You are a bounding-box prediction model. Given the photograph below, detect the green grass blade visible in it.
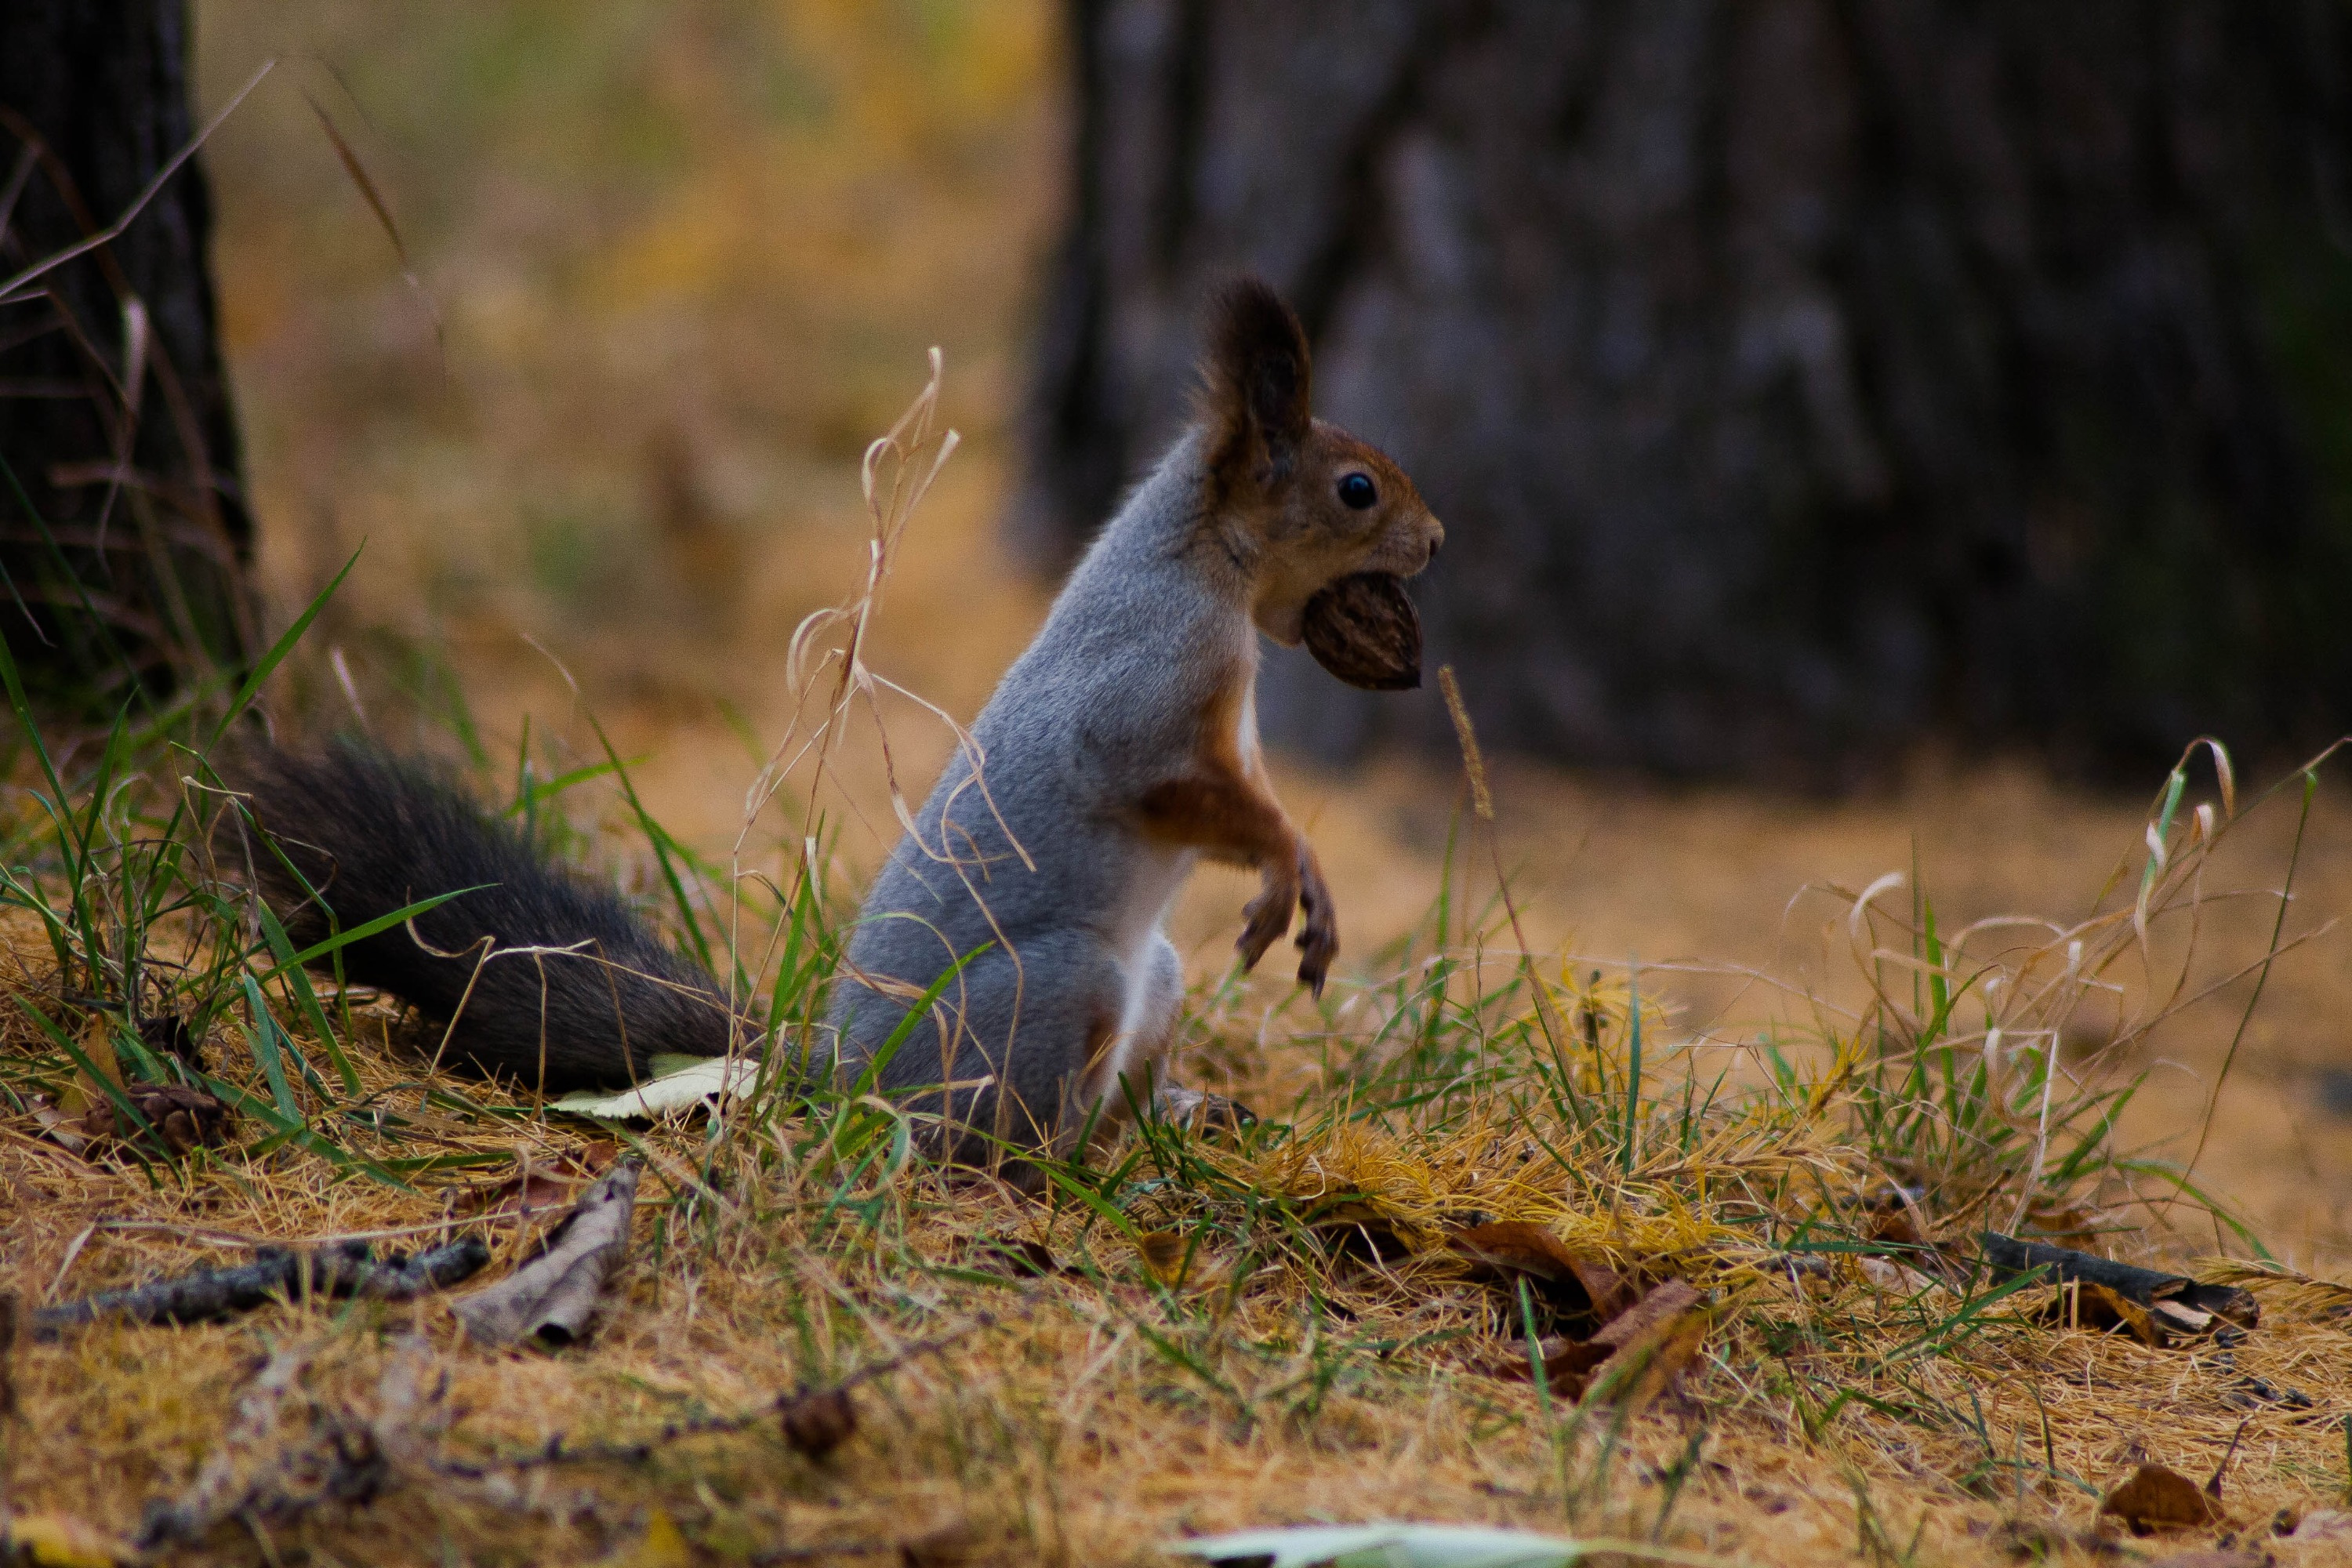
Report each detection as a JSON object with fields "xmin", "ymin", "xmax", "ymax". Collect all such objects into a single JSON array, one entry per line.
[
  {"xmin": 205, "ymin": 544, "xmax": 361, "ymax": 751},
  {"xmin": 240, "ymin": 973, "xmax": 305, "ymax": 1122}
]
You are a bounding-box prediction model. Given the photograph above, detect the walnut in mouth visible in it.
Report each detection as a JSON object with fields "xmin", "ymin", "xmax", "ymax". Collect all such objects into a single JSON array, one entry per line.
[{"xmin": 1301, "ymin": 572, "xmax": 1422, "ymax": 691}]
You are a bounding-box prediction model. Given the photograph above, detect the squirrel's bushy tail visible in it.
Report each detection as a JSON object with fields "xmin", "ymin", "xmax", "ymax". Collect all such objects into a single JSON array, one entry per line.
[{"xmin": 237, "ymin": 742, "xmax": 737, "ymax": 1093}]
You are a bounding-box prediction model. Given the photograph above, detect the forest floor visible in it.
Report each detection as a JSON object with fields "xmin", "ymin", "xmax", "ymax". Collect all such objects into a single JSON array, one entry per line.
[{"xmin": 6, "ymin": 3, "xmax": 2352, "ymax": 1565}]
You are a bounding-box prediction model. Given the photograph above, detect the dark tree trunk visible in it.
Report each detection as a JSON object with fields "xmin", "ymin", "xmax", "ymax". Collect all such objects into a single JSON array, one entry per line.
[
  {"xmin": 1018, "ymin": 1, "xmax": 2352, "ymax": 783},
  {"xmin": 0, "ymin": 0, "xmax": 254, "ymax": 709}
]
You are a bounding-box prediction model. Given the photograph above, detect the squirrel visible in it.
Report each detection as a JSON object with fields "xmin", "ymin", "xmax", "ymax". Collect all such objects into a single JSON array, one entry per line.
[
  {"xmin": 829, "ymin": 277, "xmax": 1443, "ymax": 1164},
  {"xmin": 235, "ymin": 278, "xmax": 1440, "ymax": 1150}
]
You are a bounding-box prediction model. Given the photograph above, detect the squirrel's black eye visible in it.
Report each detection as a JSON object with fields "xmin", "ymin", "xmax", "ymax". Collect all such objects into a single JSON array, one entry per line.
[{"xmin": 1338, "ymin": 472, "xmax": 1377, "ymax": 510}]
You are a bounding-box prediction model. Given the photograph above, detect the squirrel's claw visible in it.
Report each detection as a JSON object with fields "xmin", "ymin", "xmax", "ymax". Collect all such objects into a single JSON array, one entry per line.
[
  {"xmin": 1295, "ymin": 862, "xmax": 1338, "ymax": 997},
  {"xmin": 1296, "ymin": 931, "xmax": 1334, "ymax": 997},
  {"xmin": 1237, "ymin": 884, "xmax": 1293, "ymax": 971}
]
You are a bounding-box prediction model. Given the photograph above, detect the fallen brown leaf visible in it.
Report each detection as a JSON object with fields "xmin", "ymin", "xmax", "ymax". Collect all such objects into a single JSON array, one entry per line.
[
  {"xmin": 1588, "ymin": 1279, "xmax": 1701, "ymax": 1352},
  {"xmin": 448, "ymin": 1142, "xmax": 615, "ymax": 1222},
  {"xmin": 1448, "ymin": 1221, "xmax": 1631, "ymax": 1326},
  {"xmin": 1491, "ymin": 1279, "xmax": 1708, "ymax": 1407},
  {"xmin": 73, "ymin": 1010, "xmax": 123, "ymax": 1097},
  {"xmin": 1134, "ymin": 1229, "xmax": 1189, "ymax": 1283},
  {"xmin": 1578, "ymin": 1281, "xmax": 1708, "ymax": 1412},
  {"xmin": 2100, "ymin": 1464, "xmax": 2224, "ymax": 1533},
  {"xmin": 1486, "ymin": 1334, "xmax": 1610, "ymax": 1396}
]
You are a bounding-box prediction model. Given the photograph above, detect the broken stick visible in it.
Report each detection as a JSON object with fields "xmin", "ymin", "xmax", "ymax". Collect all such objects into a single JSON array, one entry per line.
[{"xmin": 31, "ymin": 1236, "xmax": 491, "ymax": 1341}]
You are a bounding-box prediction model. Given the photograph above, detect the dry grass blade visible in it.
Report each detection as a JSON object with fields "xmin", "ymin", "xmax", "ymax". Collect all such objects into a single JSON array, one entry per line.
[
  {"xmin": 301, "ymin": 92, "xmax": 445, "ymax": 368},
  {"xmin": 0, "ymin": 62, "xmax": 274, "ymax": 305},
  {"xmin": 1436, "ymin": 664, "xmax": 1492, "ymax": 823}
]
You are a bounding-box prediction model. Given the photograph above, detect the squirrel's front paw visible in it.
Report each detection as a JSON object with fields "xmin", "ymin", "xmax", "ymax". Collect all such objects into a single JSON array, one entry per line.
[{"xmin": 1237, "ymin": 878, "xmax": 1297, "ymax": 971}]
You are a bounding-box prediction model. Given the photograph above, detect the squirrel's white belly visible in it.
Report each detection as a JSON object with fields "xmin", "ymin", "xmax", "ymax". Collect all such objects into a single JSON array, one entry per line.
[{"xmin": 1108, "ymin": 843, "xmax": 1193, "ymax": 1047}]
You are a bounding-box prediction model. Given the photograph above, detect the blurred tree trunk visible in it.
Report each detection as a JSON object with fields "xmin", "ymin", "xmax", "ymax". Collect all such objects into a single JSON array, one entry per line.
[
  {"xmin": 1018, "ymin": 0, "xmax": 2352, "ymax": 784},
  {"xmin": 0, "ymin": 0, "xmax": 254, "ymax": 710}
]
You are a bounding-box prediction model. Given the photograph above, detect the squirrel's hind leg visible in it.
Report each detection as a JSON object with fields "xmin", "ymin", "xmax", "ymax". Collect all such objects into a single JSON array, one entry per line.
[
  {"xmin": 1075, "ymin": 933, "xmax": 1182, "ymax": 1100},
  {"xmin": 1066, "ymin": 932, "xmax": 1240, "ymax": 1152},
  {"xmin": 884, "ymin": 933, "xmax": 1130, "ymax": 1167}
]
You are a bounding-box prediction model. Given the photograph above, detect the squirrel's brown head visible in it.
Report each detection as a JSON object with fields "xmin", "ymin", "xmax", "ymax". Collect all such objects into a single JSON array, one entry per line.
[{"xmin": 1197, "ymin": 277, "xmax": 1444, "ymax": 647}]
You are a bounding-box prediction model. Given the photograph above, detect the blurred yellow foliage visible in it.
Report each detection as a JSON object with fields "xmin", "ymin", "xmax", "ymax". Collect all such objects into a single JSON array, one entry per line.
[{"xmin": 194, "ymin": 0, "xmax": 1054, "ymax": 662}]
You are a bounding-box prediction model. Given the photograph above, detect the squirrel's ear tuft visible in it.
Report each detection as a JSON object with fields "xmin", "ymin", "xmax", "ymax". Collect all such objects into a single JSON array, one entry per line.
[{"xmin": 1202, "ymin": 276, "xmax": 1311, "ymax": 477}]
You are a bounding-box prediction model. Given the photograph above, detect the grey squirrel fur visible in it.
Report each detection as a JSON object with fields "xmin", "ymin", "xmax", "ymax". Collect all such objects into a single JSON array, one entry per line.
[{"xmin": 238, "ymin": 279, "xmax": 1440, "ymax": 1147}]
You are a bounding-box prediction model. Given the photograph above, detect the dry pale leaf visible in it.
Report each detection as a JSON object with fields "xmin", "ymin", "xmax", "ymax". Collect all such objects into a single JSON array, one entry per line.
[
  {"xmin": 551, "ymin": 1058, "xmax": 757, "ymax": 1120},
  {"xmin": 452, "ymin": 1161, "xmax": 639, "ymax": 1347},
  {"xmin": 1163, "ymin": 1523, "xmax": 1693, "ymax": 1567},
  {"xmin": 449, "ymin": 1141, "xmax": 616, "ymax": 1221}
]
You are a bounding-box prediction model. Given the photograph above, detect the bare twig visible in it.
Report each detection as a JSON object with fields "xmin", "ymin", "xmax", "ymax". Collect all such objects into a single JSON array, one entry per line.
[
  {"xmin": 427, "ymin": 1315, "xmax": 993, "ymax": 1476},
  {"xmin": 31, "ymin": 1236, "xmax": 489, "ymax": 1341}
]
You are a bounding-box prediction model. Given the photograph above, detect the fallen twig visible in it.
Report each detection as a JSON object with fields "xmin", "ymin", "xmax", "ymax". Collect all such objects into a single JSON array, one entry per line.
[
  {"xmin": 31, "ymin": 1237, "xmax": 490, "ymax": 1341},
  {"xmin": 1980, "ymin": 1232, "xmax": 2258, "ymax": 1335},
  {"xmin": 428, "ymin": 1316, "xmax": 993, "ymax": 1477},
  {"xmin": 134, "ymin": 1343, "xmax": 387, "ymax": 1552}
]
